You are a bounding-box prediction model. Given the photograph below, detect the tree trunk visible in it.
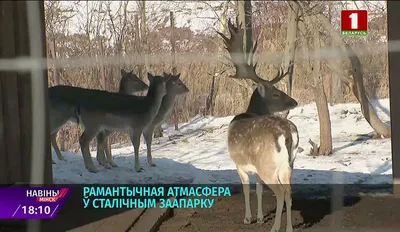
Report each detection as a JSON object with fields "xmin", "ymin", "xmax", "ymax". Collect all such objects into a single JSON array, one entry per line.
[
  {"xmin": 153, "ymin": 126, "xmax": 163, "ymax": 138},
  {"xmin": 140, "ymin": 0, "xmax": 149, "ymax": 74},
  {"xmin": 306, "ymin": 17, "xmax": 332, "ymax": 156},
  {"xmin": 100, "ymin": 39, "xmax": 107, "ymax": 90},
  {"xmin": 237, "ymin": 0, "xmax": 252, "ymax": 55},
  {"xmin": 327, "ymin": 3, "xmax": 343, "ymax": 105},
  {"xmin": 49, "ymin": 38, "xmax": 59, "ymax": 85},
  {"xmin": 326, "ymin": 3, "xmax": 333, "ymax": 105},
  {"xmin": 280, "ymin": 1, "xmax": 300, "ymax": 118},
  {"xmin": 315, "ymin": 14, "xmax": 391, "ymax": 138},
  {"xmin": 205, "ymin": 67, "xmax": 216, "ymax": 116},
  {"xmin": 205, "ymin": 2, "xmax": 229, "ymax": 116},
  {"xmin": 170, "ymin": 11, "xmax": 179, "ymax": 131},
  {"xmin": 236, "ymin": 0, "xmax": 254, "ymax": 94},
  {"xmin": 134, "ymin": 14, "xmax": 143, "ymax": 79},
  {"xmin": 331, "ymin": 53, "xmax": 343, "ymax": 104},
  {"xmin": 346, "ymin": 45, "xmax": 391, "ymax": 138}
]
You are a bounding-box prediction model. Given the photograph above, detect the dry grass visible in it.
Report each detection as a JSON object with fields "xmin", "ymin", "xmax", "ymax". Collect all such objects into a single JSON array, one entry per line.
[{"xmin": 50, "ymin": 49, "xmax": 389, "ymax": 154}]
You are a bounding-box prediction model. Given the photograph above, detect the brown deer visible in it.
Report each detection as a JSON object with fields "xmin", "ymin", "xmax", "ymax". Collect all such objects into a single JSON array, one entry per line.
[
  {"xmin": 48, "ymin": 73, "xmax": 168, "ymax": 173},
  {"xmin": 217, "ymin": 19, "xmax": 299, "ymax": 232},
  {"xmin": 96, "ymin": 72, "xmax": 189, "ymax": 168},
  {"xmin": 142, "ymin": 72, "xmax": 189, "ymax": 166},
  {"xmin": 50, "ymin": 69, "xmax": 148, "ymax": 164}
]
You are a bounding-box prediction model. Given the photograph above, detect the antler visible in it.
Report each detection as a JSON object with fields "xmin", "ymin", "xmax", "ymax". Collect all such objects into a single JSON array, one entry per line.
[
  {"xmin": 217, "ymin": 19, "xmax": 291, "ymax": 86},
  {"xmin": 269, "ymin": 66, "xmax": 290, "ymax": 84},
  {"xmin": 217, "ymin": 19, "xmax": 263, "ymax": 83}
]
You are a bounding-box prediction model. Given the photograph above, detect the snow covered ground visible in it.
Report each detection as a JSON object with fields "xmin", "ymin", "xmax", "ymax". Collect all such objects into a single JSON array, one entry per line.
[{"xmin": 53, "ymin": 99, "xmax": 392, "ymax": 186}]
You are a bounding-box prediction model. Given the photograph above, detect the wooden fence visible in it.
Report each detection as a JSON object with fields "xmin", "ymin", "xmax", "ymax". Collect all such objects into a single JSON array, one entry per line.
[{"xmin": 0, "ymin": 1, "xmax": 52, "ymax": 185}]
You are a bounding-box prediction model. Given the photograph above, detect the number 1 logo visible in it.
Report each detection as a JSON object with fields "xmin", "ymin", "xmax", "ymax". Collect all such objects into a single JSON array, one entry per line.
[{"xmin": 341, "ymin": 10, "xmax": 368, "ymax": 36}]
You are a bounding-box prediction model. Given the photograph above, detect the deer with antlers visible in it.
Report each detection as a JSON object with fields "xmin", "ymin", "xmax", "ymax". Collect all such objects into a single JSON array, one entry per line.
[{"xmin": 217, "ymin": 19, "xmax": 299, "ymax": 232}]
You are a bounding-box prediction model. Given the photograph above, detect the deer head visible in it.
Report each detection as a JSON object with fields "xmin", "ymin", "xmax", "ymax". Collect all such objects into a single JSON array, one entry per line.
[
  {"xmin": 120, "ymin": 69, "xmax": 149, "ymax": 94},
  {"xmin": 217, "ymin": 19, "xmax": 298, "ymax": 115},
  {"xmin": 162, "ymin": 72, "xmax": 190, "ymax": 95}
]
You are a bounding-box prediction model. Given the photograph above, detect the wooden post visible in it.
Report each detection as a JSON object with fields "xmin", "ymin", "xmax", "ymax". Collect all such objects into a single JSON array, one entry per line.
[
  {"xmin": 170, "ymin": 11, "xmax": 177, "ymax": 76},
  {"xmin": 170, "ymin": 11, "xmax": 179, "ymax": 131},
  {"xmin": 387, "ymin": 1, "xmax": 400, "ymax": 198},
  {"xmin": 0, "ymin": 1, "xmax": 52, "ymax": 185},
  {"xmin": 100, "ymin": 39, "xmax": 107, "ymax": 90},
  {"xmin": 134, "ymin": 14, "xmax": 142, "ymax": 80},
  {"xmin": 140, "ymin": 1, "xmax": 149, "ymax": 75},
  {"xmin": 49, "ymin": 38, "xmax": 60, "ymax": 85}
]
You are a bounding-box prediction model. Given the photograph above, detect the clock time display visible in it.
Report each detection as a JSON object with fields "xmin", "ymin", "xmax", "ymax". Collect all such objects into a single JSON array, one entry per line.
[{"xmin": 21, "ymin": 205, "xmax": 52, "ymax": 215}]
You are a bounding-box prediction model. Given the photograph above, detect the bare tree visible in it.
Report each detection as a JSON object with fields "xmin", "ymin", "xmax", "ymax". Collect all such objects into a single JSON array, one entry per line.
[
  {"xmin": 302, "ymin": 15, "xmax": 333, "ymax": 156},
  {"xmin": 105, "ymin": 0, "xmax": 129, "ymax": 54},
  {"xmin": 205, "ymin": 1, "xmax": 230, "ymax": 116},
  {"xmin": 279, "ymin": 1, "xmax": 300, "ymax": 118},
  {"xmin": 326, "ymin": 2, "xmax": 344, "ymax": 105},
  {"xmin": 300, "ymin": 2, "xmax": 391, "ymax": 138},
  {"xmin": 170, "ymin": 11, "xmax": 180, "ymax": 131},
  {"xmin": 139, "ymin": 0, "xmax": 149, "ymax": 75},
  {"xmin": 233, "ymin": 0, "xmax": 255, "ymax": 97},
  {"xmin": 154, "ymin": 10, "xmax": 178, "ymax": 138},
  {"xmin": 44, "ymin": 1, "xmax": 75, "ymax": 86},
  {"xmin": 44, "ymin": 1, "xmax": 75, "ymax": 153}
]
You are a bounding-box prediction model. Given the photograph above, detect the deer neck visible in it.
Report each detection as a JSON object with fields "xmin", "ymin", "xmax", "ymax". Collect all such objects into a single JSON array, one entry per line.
[
  {"xmin": 245, "ymin": 89, "xmax": 272, "ymax": 116},
  {"xmin": 143, "ymin": 85, "xmax": 165, "ymax": 121},
  {"xmin": 151, "ymin": 93, "xmax": 178, "ymax": 125}
]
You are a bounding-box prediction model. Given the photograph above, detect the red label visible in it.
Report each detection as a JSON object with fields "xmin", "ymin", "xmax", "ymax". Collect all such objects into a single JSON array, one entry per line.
[{"xmin": 341, "ymin": 10, "xmax": 368, "ymax": 31}]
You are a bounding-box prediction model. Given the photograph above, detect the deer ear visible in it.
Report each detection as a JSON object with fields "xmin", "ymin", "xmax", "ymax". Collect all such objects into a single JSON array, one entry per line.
[
  {"xmin": 176, "ymin": 73, "xmax": 181, "ymax": 78},
  {"xmin": 163, "ymin": 72, "xmax": 168, "ymax": 76},
  {"xmin": 121, "ymin": 69, "xmax": 126, "ymax": 75},
  {"xmin": 257, "ymin": 83, "xmax": 267, "ymax": 97},
  {"xmin": 147, "ymin": 73, "xmax": 154, "ymax": 81}
]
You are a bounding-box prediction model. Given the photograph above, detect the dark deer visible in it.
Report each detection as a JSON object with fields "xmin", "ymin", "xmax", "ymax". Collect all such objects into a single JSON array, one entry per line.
[
  {"xmin": 96, "ymin": 72, "xmax": 189, "ymax": 168},
  {"xmin": 50, "ymin": 69, "xmax": 148, "ymax": 164},
  {"xmin": 95, "ymin": 73, "xmax": 189, "ymax": 168},
  {"xmin": 48, "ymin": 73, "xmax": 167, "ymax": 173},
  {"xmin": 142, "ymin": 72, "xmax": 189, "ymax": 166},
  {"xmin": 218, "ymin": 19, "xmax": 299, "ymax": 232}
]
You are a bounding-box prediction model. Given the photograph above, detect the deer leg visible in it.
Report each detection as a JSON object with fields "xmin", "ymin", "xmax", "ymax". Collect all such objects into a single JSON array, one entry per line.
[
  {"xmin": 96, "ymin": 131, "xmax": 111, "ymax": 169},
  {"xmin": 104, "ymin": 135, "xmax": 117, "ymax": 167},
  {"xmin": 267, "ymin": 182, "xmax": 284, "ymax": 232},
  {"xmin": 51, "ymin": 133, "xmax": 59, "ymax": 164},
  {"xmin": 51, "ymin": 131, "xmax": 65, "ymax": 161},
  {"xmin": 237, "ymin": 166, "xmax": 252, "ymax": 224},
  {"xmin": 49, "ymin": 107, "xmax": 71, "ymax": 162},
  {"xmin": 105, "ymin": 137, "xmax": 118, "ymax": 167},
  {"xmin": 256, "ymin": 174, "xmax": 264, "ymax": 223},
  {"xmin": 129, "ymin": 130, "xmax": 144, "ymax": 172},
  {"xmin": 79, "ymin": 128, "xmax": 100, "ymax": 173},
  {"xmin": 284, "ymin": 186, "xmax": 293, "ymax": 232},
  {"xmin": 281, "ymin": 168, "xmax": 293, "ymax": 232},
  {"xmin": 143, "ymin": 126, "xmax": 156, "ymax": 167}
]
